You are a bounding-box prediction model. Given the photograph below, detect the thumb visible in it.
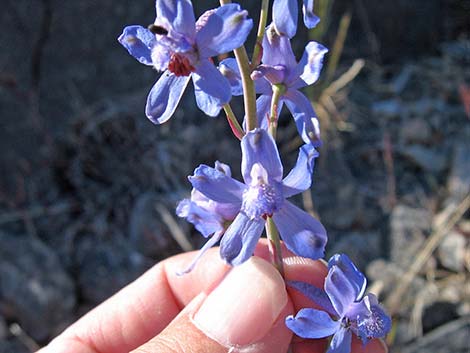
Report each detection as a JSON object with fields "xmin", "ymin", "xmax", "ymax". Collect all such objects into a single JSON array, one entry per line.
[{"xmin": 132, "ymin": 257, "xmax": 293, "ymax": 353}]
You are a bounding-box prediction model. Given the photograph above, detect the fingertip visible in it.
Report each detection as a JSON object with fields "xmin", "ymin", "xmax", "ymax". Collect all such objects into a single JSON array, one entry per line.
[
  {"xmin": 163, "ymin": 247, "xmax": 231, "ymax": 307},
  {"xmin": 291, "ymin": 339, "xmax": 328, "ymax": 353},
  {"xmin": 283, "ymin": 256, "xmax": 328, "ymax": 312}
]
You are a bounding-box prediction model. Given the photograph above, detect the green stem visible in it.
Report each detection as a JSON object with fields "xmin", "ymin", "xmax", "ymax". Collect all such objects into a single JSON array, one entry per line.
[
  {"xmin": 251, "ymin": 0, "xmax": 269, "ymax": 69},
  {"xmin": 220, "ymin": 0, "xmax": 257, "ymax": 132},
  {"xmin": 234, "ymin": 47, "xmax": 258, "ymax": 131},
  {"xmin": 266, "ymin": 217, "xmax": 285, "ymax": 277},
  {"xmin": 223, "ymin": 104, "xmax": 244, "ymax": 140},
  {"xmin": 268, "ymin": 84, "xmax": 286, "ymax": 138}
]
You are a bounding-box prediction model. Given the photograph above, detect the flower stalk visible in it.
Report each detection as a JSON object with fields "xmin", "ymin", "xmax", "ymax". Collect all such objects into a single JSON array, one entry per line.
[
  {"xmin": 266, "ymin": 216, "xmax": 285, "ymax": 277},
  {"xmin": 251, "ymin": 0, "xmax": 270, "ymax": 69},
  {"xmin": 219, "ymin": 2, "xmax": 258, "ymax": 132},
  {"xmin": 269, "ymin": 83, "xmax": 286, "ymax": 138},
  {"xmin": 223, "ymin": 104, "xmax": 244, "ymax": 140}
]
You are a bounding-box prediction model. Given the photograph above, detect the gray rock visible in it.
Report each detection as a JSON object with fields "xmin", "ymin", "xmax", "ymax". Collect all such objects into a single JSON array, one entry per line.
[
  {"xmin": 322, "ymin": 183, "xmax": 360, "ymax": 230},
  {"xmin": 437, "ymin": 231, "xmax": 467, "ymax": 272},
  {"xmin": 128, "ymin": 192, "xmax": 180, "ymax": 258},
  {"xmin": 367, "ymin": 260, "xmax": 426, "ymax": 315},
  {"xmin": 76, "ymin": 236, "xmax": 151, "ymax": 304},
  {"xmin": 397, "ymin": 316, "xmax": 470, "ymax": 353},
  {"xmin": 371, "ymin": 99, "xmax": 404, "ymax": 119},
  {"xmin": 390, "ymin": 204, "xmax": 432, "ymax": 265},
  {"xmin": 446, "ymin": 137, "xmax": 470, "ymax": 205},
  {"xmin": 401, "ymin": 118, "xmax": 432, "ymax": 144},
  {"xmin": 422, "ymin": 301, "xmax": 459, "ymax": 333},
  {"xmin": 329, "ymin": 232, "xmax": 382, "ymax": 270},
  {"xmin": 0, "ymin": 316, "xmax": 6, "ymax": 340},
  {"xmin": 407, "ymin": 97, "xmax": 446, "ymax": 116},
  {"xmin": 0, "ymin": 232, "xmax": 76, "ymax": 341},
  {"xmin": 0, "ymin": 338, "xmax": 30, "ymax": 353},
  {"xmin": 399, "ymin": 145, "xmax": 447, "ymax": 173}
]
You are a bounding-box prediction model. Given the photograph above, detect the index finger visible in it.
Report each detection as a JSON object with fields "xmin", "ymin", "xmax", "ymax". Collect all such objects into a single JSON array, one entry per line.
[{"xmin": 41, "ymin": 248, "xmax": 231, "ymax": 353}]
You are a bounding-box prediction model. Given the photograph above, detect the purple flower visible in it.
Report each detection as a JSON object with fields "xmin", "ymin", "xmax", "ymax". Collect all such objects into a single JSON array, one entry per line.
[
  {"xmin": 286, "ymin": 254, "xmax": 392, "ymax": 353},
  {"xmin": 188, "ymin": 128, "xmax": 327, "ymax": 266},
  {"xmin": 273, "ymin": 0, "xmax": 320, "ymax": 38},
  {"xmin": 118, "ymin": 0, "xmax": 253, "ymax": 123},
  {"xmin": 250, "ymin": 24, "xmax": 327, "ymax": 147},
  {"xmin": 176, "ymin": 162, "xmax": 239, "ymax": 274}
]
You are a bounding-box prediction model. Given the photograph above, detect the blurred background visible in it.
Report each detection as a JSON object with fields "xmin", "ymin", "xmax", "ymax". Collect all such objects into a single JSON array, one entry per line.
[{"xmin": 0, "ymin": 0, "xmax": 469, "ymax": 352}]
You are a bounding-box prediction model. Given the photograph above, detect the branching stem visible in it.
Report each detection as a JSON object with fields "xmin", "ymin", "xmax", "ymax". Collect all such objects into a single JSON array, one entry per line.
[
  {"xmin": 223, "ymin": 104, "xmax": 244, "ymax": 140},
  {"xmin": 220, "ymin": 0, "xmax": 257, "ymax": 132},
  {"xmin": 268, "ymin": 84, "xmax": 286, "ymax": 138},
  {"xmin": 251, "ymin": 0, "xmax": 269, "ymax": 69}
]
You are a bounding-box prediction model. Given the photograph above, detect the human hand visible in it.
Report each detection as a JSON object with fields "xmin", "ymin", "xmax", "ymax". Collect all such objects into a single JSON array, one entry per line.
[{"xmin": 38, "ymin": 242, "xmax": 387, "ymax": 353}]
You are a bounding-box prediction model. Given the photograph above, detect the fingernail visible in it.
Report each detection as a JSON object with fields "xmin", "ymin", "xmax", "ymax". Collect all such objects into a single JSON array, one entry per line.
[{"xmin": 193, "ymin": 257, "xmax": 288, "ymax": 347}]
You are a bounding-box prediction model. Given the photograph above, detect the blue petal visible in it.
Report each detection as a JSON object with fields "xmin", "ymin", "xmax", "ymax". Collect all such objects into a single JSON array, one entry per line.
[
  {"xmin": 291, "ymin": 41, "xmax": 328, "ymax": 89},
  {"xmin": 241, "ymin": 129, "xmax": 283, "ymax": 184},
  {"xmin": 189, "ymin": 164, "xmax": 245, "ymax": 204},
  {"xmin": 284, "ymin": 89, "xmax": 322, "ymax": 147},
  {"xmin": 193, "ymin": 60, "xmax": 232, "ymax": 116},
  {"xmin": 219, "ymin": 212, "xmax": 265, "ymax": 266},
  {"xmin": 254, "ymin": 76, "xmax": 272, "ymax": 95},
  {"xmin": 303, "ymin": 0, "xmax": 320, "ymax": 29},
  {"xmin": 327, "ymin": 328, "xmax": 352, "ymax": 353},
  {"xmin": 214, "ymin": 160, "xmax": 232, "ymax": 177},
  {"xmin": 354, "ymin": 294, "xmax": 392, "ymax": 342},
  {"xmin": 285, "ymin": 308, "xmax": 340, "ymax": 339},
  {"xmin": 190, "ymin": 187, "xmax": 240, "ymax": 222},
  {"xmin": 219, "ymin": 58, "xmax": 243, "ymax": 96},
  {"xmin": 256, "ymin": 94, "xmax": 272, "ymax": 130},
  {"xmin": 272, "ymin": 201, "xmax": 327, "ymax": 260},
  {"xmin": 325, "ymin": 265, "xmax": 357, "ymax": 318},
  {"xmin": 176, "ymin": 230, "xmax": 224, "ymax": 275},
  {"xmin": 156, "ymin": 0, "xmax": 195, "ymax": 40},
  {"xmin": 287, "ymin": 281, "xmax": 337, "ymax": 316},
  {"xmin": 146, "ymin": 71, "xmax": 191, "ymax": 124},
  {"xmin": 282, "ymin": 144, "xmax": 319, "ymax": 197},
  {"xmin": 252, "ymin": 64, "xmax": 287, "ymax": 85},
  {"xmin": 118, "ymin": 25, "xmax": 155, "ymax": 66},
  {"xmin": 176, "ymin": 199, "xmax": 223, "ymax": 237},
  {"xmin": 196, "ymin": 4, "xmax": 253, "ymax": 58},
  {"xmin": 328, "ymin": 254, "xmax": 367, "ymax": 300},
  {"xmin": 262, "ymin": 24, "xmax": 297, "ymax": 70},
  {"xmin": 273, "ymin": 0, "xmax": 298, "ymax": 38}
]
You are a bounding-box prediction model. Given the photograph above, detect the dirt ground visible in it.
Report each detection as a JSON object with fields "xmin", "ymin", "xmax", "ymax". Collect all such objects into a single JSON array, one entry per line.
[{"xmin": 0, "ymin": 1, "xmax": 469, "ymax": 352}]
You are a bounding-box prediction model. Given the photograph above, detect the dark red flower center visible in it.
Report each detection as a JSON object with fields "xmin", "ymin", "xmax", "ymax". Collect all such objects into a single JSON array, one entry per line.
[{"xmin": 168, "ymin": 53, "xmax": 195, "ymax": 77}]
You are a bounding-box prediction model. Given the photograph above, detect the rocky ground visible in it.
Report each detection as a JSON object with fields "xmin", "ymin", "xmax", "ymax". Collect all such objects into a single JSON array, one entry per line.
[{"xmin": 1, "ymin": 1, "xmax": 469, "ymax": 352}]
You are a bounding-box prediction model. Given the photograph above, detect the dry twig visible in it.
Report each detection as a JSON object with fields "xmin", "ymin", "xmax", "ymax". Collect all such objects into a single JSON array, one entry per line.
[
  {"xmin": 386, "ymin": 195, "xmax": 470, "ymax": 314},
  {"xmin": 155, "ymin": 203, "xmax": 193, "ymax": 252}
]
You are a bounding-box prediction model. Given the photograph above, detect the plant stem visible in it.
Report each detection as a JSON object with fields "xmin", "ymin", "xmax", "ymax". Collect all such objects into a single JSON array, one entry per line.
[
  {"xmin": 223, "ymin": 104, "xmax": 244, "ymax": 140},
  {"xmin": 268, "ymin": 84, "xmax": 286, "ymax": 138},
  {"xmin": 266, "ymin": 84, "xmax": 286, "ymax": 276},
  {"xmin": 220, "ymin": 0, "xmax": 257, "ymax": 132},
  {"xmin": 235, "ymin": 47, "xmax": 258, "ymax": 131},
  {"xmin": 266, "ymin": 217, "xmax": 285, "ymax": 277},
  {"xmin": 251, "ymin": 0, "xmax": 269, "ymax": 69}
]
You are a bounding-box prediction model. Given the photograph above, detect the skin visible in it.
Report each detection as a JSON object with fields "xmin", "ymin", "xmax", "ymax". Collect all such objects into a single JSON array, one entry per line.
[{"xmin": 37, "ymin": 240, "xmax": 387, "ymax": 353}]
